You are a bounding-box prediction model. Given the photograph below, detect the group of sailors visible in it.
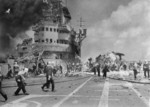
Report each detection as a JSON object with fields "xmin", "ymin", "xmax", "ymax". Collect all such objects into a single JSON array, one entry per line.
[
  {"xmin": 133, "ymin": 61, "xmax": 150, "ymax": 79},
  {"xmin": 66, "ymin": 63, "xmax": 82, "ymax": 73},
  {"xmin": 91, "ymin": 62, "xmax": 110, "ymax": 78},
  {"xmin": 6, "ymin": 62, "xmax": 29, "ymax": 79},
  {"xmin": 90, "ymin": 61, "xmax": 150, "ymax": 80},
  {"xmin": 0, "ymin": 61, "xmax": 56, "ymax": 101},
  {"xmin": 91, "ymin": 60, "xmax": 150, "ymax": 80}
]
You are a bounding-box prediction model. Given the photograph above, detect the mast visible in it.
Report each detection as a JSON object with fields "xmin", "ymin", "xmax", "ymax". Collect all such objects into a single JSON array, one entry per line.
[
  {"xmin": 77, "ymin": 17, "xmax": 87, "ymax": 57},
  {"xmin": 79, "ymin": 17, "xmax": 85, "ymax": 28},
  {"xmin": 58, "ymin": 0, "xmax": 63, "ymax": 25}
]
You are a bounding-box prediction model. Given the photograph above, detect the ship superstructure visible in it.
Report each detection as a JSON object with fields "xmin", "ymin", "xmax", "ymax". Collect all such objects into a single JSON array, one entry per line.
[{"xmin": 17, "ymin": 0, "xmax": 87, "ymax": 71}]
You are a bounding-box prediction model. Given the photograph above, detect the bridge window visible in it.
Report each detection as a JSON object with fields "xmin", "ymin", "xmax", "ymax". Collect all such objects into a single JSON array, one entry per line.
[
  {"xmin": 50, "ymin": 28, "xmax": 52, "ymax": 32},
  {"xmin": 46, "ymin": 27, "xmax": 49, "ymax": 31},
  {"xmin": 56, "ymin": 39, "xmax": 69, "ymax": 44},
  {"xmin": 50, "ymin": 39, "xmax": 53, "ymax": 43},
  {"xmin": 54, "ymin": 28, "xmax": 56, "ymax": 32},
  {"xmin": 57, "ymin": 40, "xmax": 59, "ymax": 43}
]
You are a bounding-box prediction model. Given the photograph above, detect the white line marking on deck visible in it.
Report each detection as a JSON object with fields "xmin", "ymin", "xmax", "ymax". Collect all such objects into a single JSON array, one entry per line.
[
  {"xmin": 72, "ymin": 95, "xmax": 100, "ymax": 98},
  {"xmin": 52, "ymin": 77, "xmax": 93, "ymax": 107},
  {"xmin": 28, "ymin": 101, "xmax": 42, "ymax": 107},
  {"xmin": 126, "ymin": 82, "xmax": 149, "ymax": 107},
  {"xmin": 1, "ymin": 94, "xmax": 65, "ymax": 107},
  {"xmin": 98, "ymin": 78, "xmax": 109, "ymax": 107},
  {"xmin": 1, "ymin": 93, "xmax": 103, "ymax": 107},
  {"xmin": 1, "ymin": 95, "xmax": 33, "ymax": 107}
]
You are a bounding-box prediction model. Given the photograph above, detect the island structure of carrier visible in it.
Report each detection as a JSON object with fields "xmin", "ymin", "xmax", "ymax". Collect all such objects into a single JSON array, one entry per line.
[{"xmin": 31, "ymin": 0, "xmax": 87, "ymax": 71}]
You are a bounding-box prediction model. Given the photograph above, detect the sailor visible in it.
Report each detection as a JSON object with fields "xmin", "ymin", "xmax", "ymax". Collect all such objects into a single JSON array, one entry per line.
[
  {"xmin": 91, "ymin": 63, "xmax": 97, "ymax": 75},
  {"xmin": 91, "ymin": 65, "xmax": 97, "ymax": 75},
  {"xmin": 133, "ymin": 63, "xmax": 138, "ymax": 80},
  {"xmin": 41, "ymin": 62, "xmax": 55, "ymax": 92},
  {"xmin": 143, "ymin": 61, "xmax": 150, "ymax": 78},
  {"xmin": 0, "ymin": 68, "xmax": 8, "ymax": 101},
  {"xmin": 14, "ymin": 66, "xmax": 29, "ymax": 96},
  {"xmin": 13, "ymin": 62, "xmax": 19, "ymax": 77},
  {"xmin": 7, "ymin": 64, "xmax": 13, "ymax": 79},
  {"xmin": 102, "ymin": 63, "xmax": 109, "ymax": 78},
  {"xmin": 96, "ymin": 64, "xmax": 101, "ymax": 77}
]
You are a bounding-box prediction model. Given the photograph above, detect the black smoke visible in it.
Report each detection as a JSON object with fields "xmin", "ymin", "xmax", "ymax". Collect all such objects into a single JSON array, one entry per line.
[
  {"xmin": 62, "ymin": 7, "xmax": 71, "ymax": 20},
  {"xmin": 0, "ymin": 0, "xmax": 46, "ymax": 54}
]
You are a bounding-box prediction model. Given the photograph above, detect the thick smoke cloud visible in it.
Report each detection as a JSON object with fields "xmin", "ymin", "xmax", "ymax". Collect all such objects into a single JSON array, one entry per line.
[{"xmin": 0, "ymin": 0, "xmax": 45, "ymax": 54}]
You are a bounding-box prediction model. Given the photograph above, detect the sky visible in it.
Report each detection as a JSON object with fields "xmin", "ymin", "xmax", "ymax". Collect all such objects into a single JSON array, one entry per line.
[
  {"xmin": 66, "ymin": 0, "xmax": 150, "ymax": 61},
  {"xmin": 26, "ymin": 0, "xmax": 150, "ymax": 62}
]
